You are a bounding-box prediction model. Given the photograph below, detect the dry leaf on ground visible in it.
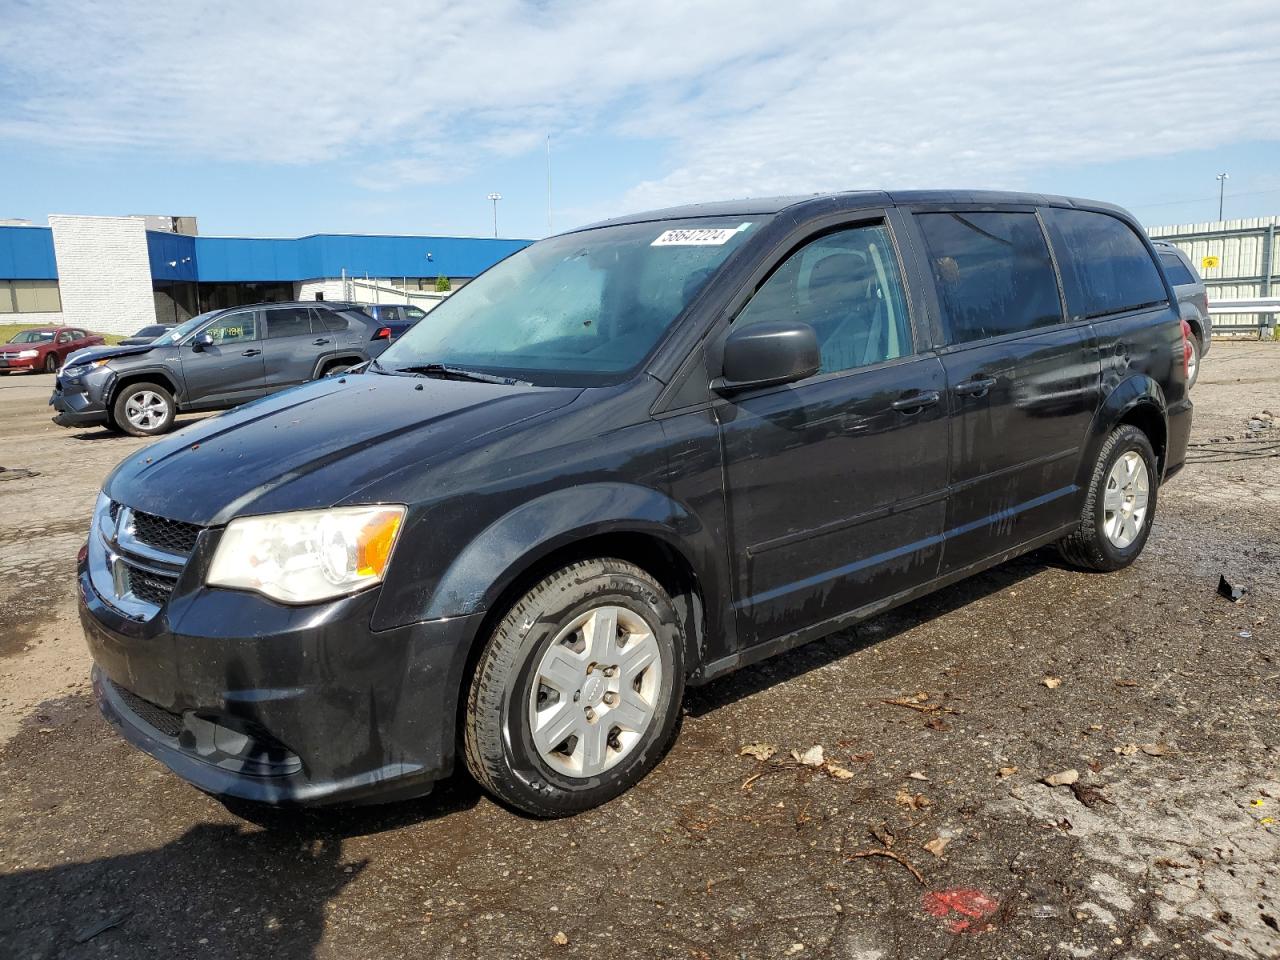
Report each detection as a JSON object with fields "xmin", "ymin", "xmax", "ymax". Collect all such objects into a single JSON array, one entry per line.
[
  {"xmin": 739, "ymin": 742, "xmax": 777, "ymax": 762},
  {"xmin": 1042, "ymin": 676, "xmax": 1062, "ymax": 689},
  {"xmin": 792, "ymin": 745, "xmax": 825, "ymax": 767},
  {"xmin": 923, "ymin": 836, "xmax": 951, "ymax": 857},
  {"xmin": 1042, "ymin": 769, "xmax": 1079, "ymax": 787},
  {"xmin": 825, "ymin": 762, "xmax": 856, "ymax": 780},
  {"xmin": 908, "ymin": 771, "xmax": 930, "ymax": 782},
  {"xmin": 998, "ymin": 766, "xmax": 1018, "ymax": 778}
]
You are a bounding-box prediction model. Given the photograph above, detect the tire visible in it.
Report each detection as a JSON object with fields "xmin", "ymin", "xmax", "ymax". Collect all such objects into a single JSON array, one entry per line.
[
  {"xmin": 1186, "ymin": 332, "xmax": 1202, "ymax": 388},
  {"xmin": 111, "ymin": 381, "xmax": 176, "ymax": 437},
  {"xmin": 464, "ymin": 558, "xmax": 686, "ymax": 817},
  {"xmin": 1058, "ymin": 425, "xmax": 1158, "ymax": 572},
  {"xmin": 44, "ymin": 354, "xmax": 59, "ymax": 374}
]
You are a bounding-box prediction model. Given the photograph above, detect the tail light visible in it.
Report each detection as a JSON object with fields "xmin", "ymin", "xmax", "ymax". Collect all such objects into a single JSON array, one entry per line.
[
  {"xmin": 372, "ymin": 326, "xmax": 392, "ymax": 341},
  {"xmin": 1180, "ymin": 319, "xmax": 1192, "ymax": 377}
]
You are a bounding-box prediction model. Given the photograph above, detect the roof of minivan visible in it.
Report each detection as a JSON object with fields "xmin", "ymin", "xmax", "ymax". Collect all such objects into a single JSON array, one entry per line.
[{"xmin": 573, "ymin": 189, "xmax": 1130, "ymax": 232}]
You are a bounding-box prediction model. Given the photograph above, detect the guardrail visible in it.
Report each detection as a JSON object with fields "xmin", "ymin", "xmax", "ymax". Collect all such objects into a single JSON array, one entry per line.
[{"xmin": 1208, "ymin": 297, "xmax": 1279, "ymax": 339}]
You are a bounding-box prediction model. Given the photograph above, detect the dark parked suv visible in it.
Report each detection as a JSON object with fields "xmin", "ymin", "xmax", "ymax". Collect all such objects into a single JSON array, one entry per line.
[
  {"xmin": 51, "ymin": 302, "xmax": 387, "ymax": 436},
  {"xmin": 78, "ymin": 191, "xmax": 1192, "ymax": 816}
]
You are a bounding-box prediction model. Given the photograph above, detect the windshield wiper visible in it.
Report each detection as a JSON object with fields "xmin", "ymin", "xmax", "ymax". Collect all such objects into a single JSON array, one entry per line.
[{"xmin": 392, "ymin": 363, "xmax": 531, "ymax": 386}]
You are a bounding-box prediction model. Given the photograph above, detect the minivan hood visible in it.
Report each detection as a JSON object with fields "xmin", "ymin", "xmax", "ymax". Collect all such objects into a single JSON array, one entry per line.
[
  {"xmin": 66, "ymin": 343, "xmax": 158, "ymax": 366},
  {"xmin": 104, "ymin": 373, "xmax": 582, "ymax": 526}
]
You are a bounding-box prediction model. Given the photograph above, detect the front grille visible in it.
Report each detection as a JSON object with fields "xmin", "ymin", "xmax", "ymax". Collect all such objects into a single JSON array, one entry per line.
[
  {"xmin": 131, "ymin": 510, "xmax": 201, "ymax": 556},
  {"xmin": 125, "ymin": 564, "xmax": 176, "ymax": 606},
  {"xmin": 112, "ymin": 681, "xmax": 184, "ymax": 738}
]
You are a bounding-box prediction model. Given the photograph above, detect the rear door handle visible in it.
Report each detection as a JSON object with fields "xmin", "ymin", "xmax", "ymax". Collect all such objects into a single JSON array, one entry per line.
[
  {"xmin": 241, "ymin": 349, "xmax": 261, "ymax": 357},
  {"xmin": 313, "ymin": 338, "xmax": 331, "ymax": 345},
  {"xmin": 890, "ymin": 389, "xmax": 941, "ymax": 413},
  {"xmin": 954, "ymin": 376, "xmax": 997, "ymax": 397}
]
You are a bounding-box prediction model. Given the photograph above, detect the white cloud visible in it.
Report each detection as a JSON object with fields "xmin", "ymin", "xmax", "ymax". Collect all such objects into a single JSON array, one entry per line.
[{"xmin": 2, "ymin": 0, "xmax": 1278, "ymax": 216}]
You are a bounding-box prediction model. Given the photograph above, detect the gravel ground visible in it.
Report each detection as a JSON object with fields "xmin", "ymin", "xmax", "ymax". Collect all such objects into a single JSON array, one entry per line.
[{"xmin": 1, "ymin": 344, "xmax": 1277, "ymax": 960}]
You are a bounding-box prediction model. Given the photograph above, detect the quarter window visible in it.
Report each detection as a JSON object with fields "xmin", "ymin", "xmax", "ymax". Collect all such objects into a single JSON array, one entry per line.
[
  {"xmin": 735, "ymin": 222, "xmax": 913, "ymax": 374},
  {"xmin": 314, "ymin": 309, "xmax": 350, "ymax": 333},
  {"xmin": 917, "ymin": 212, "xmax": 1062, "ymax": 346},
  {"xmin": 1158, "ymin": 252, "xmax": 1196, "ymax": 286},
  {"xmin": 202, "ymin": 311, "xmax": 258, "ymax": 344},
  {"xmin": 1045, "ymin": 209, "xmax": 1167, "ymax": 319}
]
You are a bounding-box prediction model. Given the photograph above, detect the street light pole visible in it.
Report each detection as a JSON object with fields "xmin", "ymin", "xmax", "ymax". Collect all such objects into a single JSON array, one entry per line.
[
  {"xmin": 487, "ymin": 192, "xmax": 502, "ymax": 238},
  {"xmin": 1216, "ymin": 172, "xmax": 1229, "ymax": 222}
]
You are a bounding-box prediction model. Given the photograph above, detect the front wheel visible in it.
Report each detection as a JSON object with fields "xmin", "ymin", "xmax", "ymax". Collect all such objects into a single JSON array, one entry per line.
[
  {"xmin": 44, "ymin": 354, "xmax": 59, "ymax": 374},
  {"xmin": 464, "ymin": 558, "xmax": 685, "ymax": 817},
  {"xmin": 112, "ymin": 382, "xmax": 176, "ymax": 437},
  {"xmin": 1058, "ymin": 425, "xmax": 1158, "ymax": 571}
]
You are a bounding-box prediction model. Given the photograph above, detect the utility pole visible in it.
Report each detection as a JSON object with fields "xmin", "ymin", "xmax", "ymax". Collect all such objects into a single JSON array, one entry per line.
[
  {"xmin": 546, "ymin": 135, "xmax": 553, "ymax": 234},
  {"xmin": 1216, "ymin": 172, "xmax": 1229, "ymax": 222},
  {"xmin": 487, "ymin": 192, "xmax": 502, "ymax": 238}
]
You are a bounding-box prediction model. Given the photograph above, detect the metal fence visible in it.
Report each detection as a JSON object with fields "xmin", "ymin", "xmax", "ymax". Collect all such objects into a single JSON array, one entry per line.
[{"xmin": 1148, "ymin": 216, "xmax": 1278, "ymax": 338}]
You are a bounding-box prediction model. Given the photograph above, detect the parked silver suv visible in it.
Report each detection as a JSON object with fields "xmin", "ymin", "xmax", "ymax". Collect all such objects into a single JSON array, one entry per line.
[{"xmin": 1153, "ymin": 240, "xmax": 1210, "ymax": 387}]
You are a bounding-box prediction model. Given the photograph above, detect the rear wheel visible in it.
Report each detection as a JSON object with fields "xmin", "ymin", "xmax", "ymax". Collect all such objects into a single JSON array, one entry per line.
[
  {"xmin": 464, "ymin": 558, "xmax": 685, "ymax": 817},
  {"xmin": 1058, "ymin": 425, "xmax": 1158, "ymax": 571},
  {"xmin": 319, "ymin": 360, "xmax": 354, "ymax": 378},
  {"xmin": 112, "ymin": 382, "xmax": 176, "ymax": 437}
]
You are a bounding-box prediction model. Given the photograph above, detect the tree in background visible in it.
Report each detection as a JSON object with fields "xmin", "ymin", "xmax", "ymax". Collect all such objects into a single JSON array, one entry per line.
[{"xmin": 435, "ymin": 275, "xmax": 451, "ymax": 293}]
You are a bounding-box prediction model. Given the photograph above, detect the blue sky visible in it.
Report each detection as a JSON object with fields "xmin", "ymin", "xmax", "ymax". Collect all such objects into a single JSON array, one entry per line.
[{"xmin": 2, "ymin": 1, "xmax": 1278, "ymax": 240}]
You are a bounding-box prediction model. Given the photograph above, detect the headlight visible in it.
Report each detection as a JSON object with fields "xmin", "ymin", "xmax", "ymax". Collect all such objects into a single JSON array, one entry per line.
[
  {"xmin": 17, "ymin": 349, "xmax": 39, "ymax": 359},
  {"xmin": 62, "ymin": 359, "xmax": 108, "ymax": 379},
  {"xmin": 207, "ymin": 505, "xmax": 405, "ymax": 603}
]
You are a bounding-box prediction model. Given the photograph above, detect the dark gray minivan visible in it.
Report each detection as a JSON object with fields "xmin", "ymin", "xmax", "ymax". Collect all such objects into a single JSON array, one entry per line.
[
  {"xmin": 78, "ymin": 191, "xmax": 1193, "ymax": 816},
  {"xmin": 51, "ymin": 302, "xmax": 388, "ymax": 435}
]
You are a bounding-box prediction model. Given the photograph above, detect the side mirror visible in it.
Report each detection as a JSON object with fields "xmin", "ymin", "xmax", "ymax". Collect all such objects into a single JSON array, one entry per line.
[
  {"xmin": 715, "ymin": 321, "xmax": 821, "ymax": 393},
  {"xmin": 191, "ymin": 332, "xmax": 215, "ymax": 352}
]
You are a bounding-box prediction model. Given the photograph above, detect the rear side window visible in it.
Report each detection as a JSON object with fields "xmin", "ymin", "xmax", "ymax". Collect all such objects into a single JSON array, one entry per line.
[
  {"xmin": 264, "ymin": 307, "xmax": 313, "ymax": 339},
  {"xmin": 405, "ymin": 307, "xmax": 426, "ymax": 320},
  {"xmin": 917, "ymin": 211, "xmax": 1062, "ymax": 345},
  {"xmin": 1158, "ymin": 252, "xmax": 1196, "ymax": 286},
  {"xmin": 1045, "ymin": 209, "xmax": 1167, "ymax": 319}
]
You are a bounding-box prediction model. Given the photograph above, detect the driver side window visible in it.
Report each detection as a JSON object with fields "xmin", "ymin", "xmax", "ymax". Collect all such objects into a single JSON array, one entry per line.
[
  {"xmin": 202, "ymin": 311, "xmax": 258, "ymax": 345},
  {"xmin": 735, "ymin": 223, "xmax": 913, "ymax": 375}
]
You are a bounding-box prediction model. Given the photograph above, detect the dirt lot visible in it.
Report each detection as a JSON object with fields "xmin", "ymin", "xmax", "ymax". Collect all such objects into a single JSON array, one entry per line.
[{"xmin": 1, "ymin": 345, "xmax": 1278, "ymax": 960}]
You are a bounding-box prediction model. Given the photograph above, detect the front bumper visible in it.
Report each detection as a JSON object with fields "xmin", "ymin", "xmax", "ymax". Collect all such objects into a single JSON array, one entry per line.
[
  {"xmin": 79, "ymin": 548, "xmax": 484, "ymax": 806},
  {"xmin": 50, "ymin": 375, "xmax": 111, "ymax": 427},
  {"xmin": 0, "ymin": 355, "xmax": 38, "ymax": 372}
]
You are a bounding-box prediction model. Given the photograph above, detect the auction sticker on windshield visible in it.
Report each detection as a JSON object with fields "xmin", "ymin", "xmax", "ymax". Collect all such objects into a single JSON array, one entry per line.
[{"xmin": 652, "ymin": 224, "xmax": 751, "ymax": 246}]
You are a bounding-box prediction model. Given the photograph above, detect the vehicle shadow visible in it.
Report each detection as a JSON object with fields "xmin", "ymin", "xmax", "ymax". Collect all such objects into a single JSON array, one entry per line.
[
  {"xmin": 0, "ymin": 821, "xmax": 363, "ymax": 959},
  {"xmin": 68, "ymin": 428, "xmax": 121, "ymax": 441},
  {"xmin": 685, "ymin": 550, "xmax": 1054, "ymax": 717},
  {"xmin": 219, "ymin": 773, "xmax": 484, "ymax": 838}
]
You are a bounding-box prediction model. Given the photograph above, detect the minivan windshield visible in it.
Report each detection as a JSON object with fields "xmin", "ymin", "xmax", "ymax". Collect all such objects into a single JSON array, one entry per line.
[{"xmin": 377, "ymin": 217, "xmax": 766, "ymax": 385}]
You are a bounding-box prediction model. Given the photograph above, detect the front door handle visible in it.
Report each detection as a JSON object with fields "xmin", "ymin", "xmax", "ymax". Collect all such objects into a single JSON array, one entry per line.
[
  {"xmin": 313, "ymin": 338, "xmax": 331, "ymax": 345},
  {"xmin": 241, "ymin": 348, "xmax": 262, "ymax": 357},
  {"xmin": 954, "ymin": 376, "xmax": 997, "ymax": 398},
  {"xmin": 890, "ymin": 389, "xmax": 941, "ymax": 413}
]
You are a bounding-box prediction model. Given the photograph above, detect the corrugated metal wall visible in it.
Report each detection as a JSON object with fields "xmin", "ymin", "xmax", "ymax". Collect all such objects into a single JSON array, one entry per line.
[{"xmin": 1148, "ymin": 216, "xmax": 1278, "ymax": 330}]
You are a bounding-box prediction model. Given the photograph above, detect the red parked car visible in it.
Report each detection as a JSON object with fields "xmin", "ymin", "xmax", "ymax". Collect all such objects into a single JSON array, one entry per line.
[{"xmin": 0, "ymin": 327, "xmax": 104, "ymax": 375}]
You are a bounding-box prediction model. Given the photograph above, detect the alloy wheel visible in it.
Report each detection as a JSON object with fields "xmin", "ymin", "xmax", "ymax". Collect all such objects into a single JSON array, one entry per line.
[
  {"xmin": 1103, "ymin": 451, "xmax": 1149, "ymax": 548},
  {"xmin": 124, "ymin": 391, "xmax": 169, "ymax": 431}
]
